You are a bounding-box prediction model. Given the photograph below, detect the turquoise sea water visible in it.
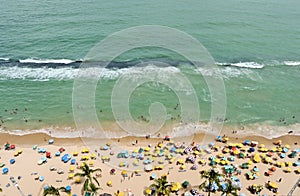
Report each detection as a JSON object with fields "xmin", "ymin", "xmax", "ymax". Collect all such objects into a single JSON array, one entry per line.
[{"xmin": 0, "ymin": 0, "xmax": 299, "ymax": 137}]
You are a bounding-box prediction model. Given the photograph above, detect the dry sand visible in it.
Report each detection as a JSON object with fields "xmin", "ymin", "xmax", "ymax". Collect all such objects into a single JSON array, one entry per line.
[{"xmin": 0, "ymin": 132, "xmax": 299, "ymax": 196}]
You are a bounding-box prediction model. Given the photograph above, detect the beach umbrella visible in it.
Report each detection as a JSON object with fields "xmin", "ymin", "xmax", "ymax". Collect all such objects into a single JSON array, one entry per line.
[
  {"xmin": 171, "ymin": 182, "xmax": 182, "ymax": 192},
  {"xmin": 269, "ymin": 182, "xmax": 278, "ymax": 189},
  {"xmin": 55, "ymin": 151, "xmax": 61, "ymax": 156},
  {"xmin": 68, "ymin": 174, "xmax": 74, "ymax": 179},
  {"xmin": 244, "ymin": 140, "xmax": 250, "ymax": 145},
  {"xmin": 70, "ymin": 159, "xmax": 76, "ymax": 165},
  {"xmin": 48, "ymin": 139, "xmax": 54, "ymax": 144},
  {"xmin": 180, "ymin": 165, "xmax": 186, "ymax": 170},
  {"xmin": 249, "ymin": 147, "xmax": 255, "ymax": 153},
  {"xmin": 145, "ymin": 164, "xmax": 152, "ymax": 172},
  {"xmin": 145, "ymin": 188, "xmax": 152, "ymax": 195},
  {"xmin": 39, "ymin": 176, "xmax": 44, "ymax": 181},
  {"xmin": 222, "ymin": 148, "xmax": 230, "ymax": 153},
  {"xmin": 107, "ymin": 180, "xmax": 112, "ymax": 186},
  {"xmin": 65, "ymin": 185, "xmax": 71, "ymax": 192},
  {"xmin": 270, "ymin": 166, "xmax": 276, "ymax": 172},
  {"xmin": 259, "ymin": 144, "xmax": 265, "ymax": 148},
  {"xmin": 283, "ymin": 147, "xmax": 288, "ymax": 153},
  {"xmin": 33, "ymin": 145, "xmax": 37, "ymax": 150},
  {"xmin": 241, "ymin": 163, "xmax": 248, "ymax": 169},
  {"xmin": 182, "ymin": 181, "xmax": 189, "ymax": 188},
  {"xmin": 150, "ymin": 173, "xmax": 156, "ymax": 180},
  {"xmin": 2, "ymin": 167, "xmax": 8, "ymax": 174},
  {"xmin": 191, "ymin": 164, "xmax": 198, "ymax": 170},
  {"xmin": 10, "ymin": 159, "xmax": 15, "ymax": 164},
  {"xmin": 217, "ymin": 135, "xmax": 222, "ymax": 142},
  {"xmin": 121, "ymin": 170, "xmax": 127, "ymax": 176},
  {"xmin": 253, "ymin": 166, "xmax": 259, "ymax": 172},
  {"xmin": 74, "ymin": 177, "xmax": 81, "ymax": 183},
  {"xmin": 73, "ymin": 151, "xmax": 78, "ymax": 156},
  {"xmin": 280, "ymin": 153, "xmax": 286, "ymax": 158},
  {"xmin": 285, "ymin": 144, "xmax": 290, "ymax": 149},
  {"xmin": 285, "ymin": 168, "xmax": 292, "ymax": 173},
  {"xmin": 293, "ymin": 161, "xmax": 299, "ymax": 166}
]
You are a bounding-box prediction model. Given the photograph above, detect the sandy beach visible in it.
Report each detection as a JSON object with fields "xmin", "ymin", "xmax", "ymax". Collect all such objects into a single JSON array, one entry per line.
[{"xmin": 0, "ymin": 130, "xmax": 299, "ymax": 196}]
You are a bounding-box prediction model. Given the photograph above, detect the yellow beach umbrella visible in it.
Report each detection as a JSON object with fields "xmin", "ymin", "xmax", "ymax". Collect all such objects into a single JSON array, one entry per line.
[
  {"xmin": 107, "ymin": 180, "xmax": 112, "ymax": 186},
  {"xmin": 117, "ymin": 192, "xmax": 124, "ymax": 196},
  {"xmin": 144, "ymin": 147, "xmax": 150, "ymax": 152},
  {"xmin": 75, "ymin": 177, "xmax": 81, "ymax": 183},
  {"xmin": 73, "ymin": 151, "xmax": 78, "ymax": 156},
  {"xmin": 18, "ymin": 149, "xmax": 23, "ymax": 154},
  {"xmin": 14, "ymin": 152, "xmax": 19, "ymax": 157},
  {"xmin": 271, "ymin": 147, "xmax": 277, "ymax": 152},
  {"xmin": 135, "ymin": 169, "xmax": 140, "ymax": 174},
  {"xmin": 69, "ymin": 166, "xmax": 75, "ymax": 172},
  {"xmin": 180, "ymin": 165, "xmax": 186, "ymax": 170},
  {"xmin": 90, "ymin": 153, "xmax": 96, "ymax": 159},
  {"xmin": 89, "ymin": 161, "xmax": 94, "ymax": 166},
  {"xmin": 269, "ymin": 182, "xmax": 278, "ymax": 189},
  {"xmin": 177, "ymin": 159, "xmax": 184, "ymax": 165},
  {"xmin": 285, "ymin": 144, "xmax": 291, "ymax": 149},
  {"xmin": 68, "ymin": 174, "xmax": 74, "ymax": 179},
  {"xmin": 171, "ymin": 182, "xmax": 182, "ymax": 191},
  {"xmin": 158, "ymin": 143, "xmax": 163, "ymax": 148},
  {"xmin": 222, "ymin": 148, "xmax": 230, "ymax": 153},
  {"xmin": 286, "ymin": 162, "xmax": 292, "ymax": 167},
  {"xmin": 285, "ymin": 168, "xmax": 292, "ymax": 173},
  {"xmin": 145, "ymin": 188, "xmax": 152, "ymax": 195},
  {"xmin": 237, "ymin": 143, "xmax": 244, "ymax": 148},
  {"xmin": 259, "ymin": 144, "xmax": 265, "ymax": 148},
  {"xmin": 121, "ymin": 170, "xmax": 127, "ymax": 175}
]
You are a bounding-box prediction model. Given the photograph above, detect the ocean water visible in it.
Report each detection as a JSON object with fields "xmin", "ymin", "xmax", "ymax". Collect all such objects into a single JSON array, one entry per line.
[{"xmin": 0, "ymin": 0, "xmax": 299, "ymax": 138}]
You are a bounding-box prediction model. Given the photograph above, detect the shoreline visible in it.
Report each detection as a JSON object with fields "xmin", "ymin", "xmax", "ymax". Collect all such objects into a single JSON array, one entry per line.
[{"xmin": 1, "ymin": 121, "xmax": 299, "ymax": 140}]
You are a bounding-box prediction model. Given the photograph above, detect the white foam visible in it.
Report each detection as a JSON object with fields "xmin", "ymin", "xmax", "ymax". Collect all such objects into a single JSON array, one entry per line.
[
  {"xmin": 19, "ymin": 58, "xmax": 75, "ymax": 64},
  {"xmin": 0, "ymin": 66, "xmax": 78, "ymax": 80},
  {"xmin": 0, "ymin": 57, "xmax": 9, "ymax": 61},
  {"xmin": 229, "ymin": 62, "xmax": 264, "ymax": 69},
  {"xmin": 283, "ymin": 61, "xmax": 300, "ymax": 66},
  {"xmin": 0, "ymin": 65, "xmax": 181, "ymax": 81}
]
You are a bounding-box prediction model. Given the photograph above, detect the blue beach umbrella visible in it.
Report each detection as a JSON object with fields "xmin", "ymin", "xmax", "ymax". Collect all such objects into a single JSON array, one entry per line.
[
  {"xmin": 39, "ymin": 176, "xmax": 44, "ymax": 181},
  {"xmin": 249, "ymin": 147, "xmax": 255, "ymax": 153},
  {"xmin": 70, "ymin": 159, "xmax": 76, "ymax": 165},
  {"xmin": 280, "ymin": 153, "xmax": 286, "ymax": 158},
  {"xmin": 150, "ymin": 173, "xmax": 157, "ymax": 179},
  {"xmin": 41, "ymin": 157, "xmax": 47, "ymax": 163},
  {"xmin": 244, "ymin": 140, "xmax": 250, "ymax": 145},
  {"xmin": 65, "ymin": 185, "xmax": 71, "ymax": 192},
  {"xmin": 48, "ymin": 139, "xmax": 54, "ymax": 144},
  {"xmin": 55, "ymin": 151, "xmax": 61, "ymax": 156},
  {"xmin": 44, "ymin": 185, "xmax": 49, "ymax": 190},
  {"xmin": 283, "ymin": 148, "xmax": 288, "ymax": 153},
  {"xmin": 2, "ymin": 167, "xmax": 8, "ymax": 174},
  {"xmin": 293, "ymin": 161, "xmax": 299, "ymax": 166},
  {"xmin": 10, "ymin": 159, "xmax": 15, "ymax": 164}
]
